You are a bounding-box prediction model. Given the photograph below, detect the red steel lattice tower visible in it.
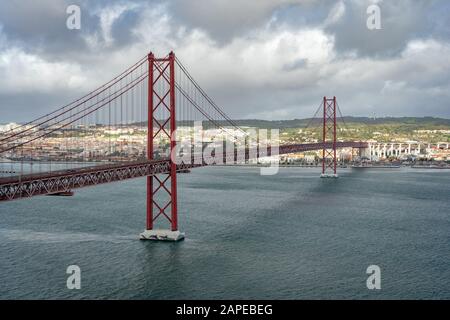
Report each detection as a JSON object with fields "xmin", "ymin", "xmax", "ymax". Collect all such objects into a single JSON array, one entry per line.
[
  {"xmin": 321, "ymin": 96, "xmax": 338, "ymax": 178},
  {"xmin": 142, "ymin": 52, "xmax": 183, "ymax": 240}
]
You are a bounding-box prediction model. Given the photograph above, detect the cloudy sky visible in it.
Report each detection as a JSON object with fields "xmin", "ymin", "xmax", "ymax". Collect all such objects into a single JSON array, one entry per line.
[{"xmin": 0, "ymin": 0, "xmax": 449, "ymax": 122}]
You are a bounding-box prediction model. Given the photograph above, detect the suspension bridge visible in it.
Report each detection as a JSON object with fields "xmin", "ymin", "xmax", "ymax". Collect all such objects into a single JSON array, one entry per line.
[{"xmin": 0, "ymin": 51, "xmax": 367, "ymax": 240}]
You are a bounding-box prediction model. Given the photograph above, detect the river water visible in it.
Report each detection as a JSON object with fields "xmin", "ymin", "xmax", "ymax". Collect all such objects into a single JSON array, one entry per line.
[{"xmin": 0, "ymin": 166, "xmax": 449, "ymax": 299}]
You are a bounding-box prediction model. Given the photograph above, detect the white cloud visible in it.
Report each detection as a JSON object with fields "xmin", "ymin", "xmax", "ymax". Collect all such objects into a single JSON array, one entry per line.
[
  {"xmin": 323, "ymin": 1, "xmax": 346, "ymax": 27},
  {"xmin": 84, "ymin": 2, "xmax": 140, "ymax": 49},
  {"xmin": 171, "ymin": 0, "xmax": 313, "ymax": 41},
  {"xmin": 174, "ymin": 25, "xmax": 335, "ymax": 90},
  {"xmin": 0, "ymin": 1, "xmax": 449, "ymax": 120},
  {"xmin": 0, "ymin": 48, "xmax": 87, "ymax": 94}
]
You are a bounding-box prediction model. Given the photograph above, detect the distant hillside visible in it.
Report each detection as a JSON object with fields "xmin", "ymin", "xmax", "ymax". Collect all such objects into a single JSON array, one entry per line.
[
  {"xmin": 220, "ymin": 117, "xmax": 450, "ymax": 129},
  {"xmin": 116, "ymin": 117, "xmax": 450, "ymax": 129}
]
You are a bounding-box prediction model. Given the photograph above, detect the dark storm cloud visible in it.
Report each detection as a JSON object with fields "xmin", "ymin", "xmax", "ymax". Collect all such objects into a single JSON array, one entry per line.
[
  {"xmin": 324, "ymin": 0, "xmax": 441, "ymax": 58},
  {"xmin": 109, "ymin": 5, "xmax": 142, "ymax": 47},
  {"xmin": 0, "ymin": 0, "xmax": 449, "ymax": 122},
  {"xmin": 0, "ymin": 91, "xmax": 78, "ymax": 121},
  {"xmin": 0, "ymin": 0, "xmax": 89, "ymax": 56},
  {"xmin": 264, "ymin": 0, "xmax": 447, "ymax": 59},
  {"xmin": 0, "ymin": 0, "xmax": 439, "ymax": 57},
  {"xmin": 169, "ymin": 0, "xmax": 307, "ymax": 44},
  {"xmin": 0, "ymin": 0, "xmax": 149, "ymax": 60},
  {"xmin": 168, "ymin": 0, "xmax": 445, "ymax": 58},
  {"xmin": 0, "ymin": 0, "xmax": 446, "ymax": 58}
]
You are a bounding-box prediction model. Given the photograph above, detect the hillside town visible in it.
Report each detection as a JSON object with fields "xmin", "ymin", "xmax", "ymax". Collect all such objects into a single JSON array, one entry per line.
[{"xmin": 0, "ymin": 121, "xmax": 449, "ymax": 166}]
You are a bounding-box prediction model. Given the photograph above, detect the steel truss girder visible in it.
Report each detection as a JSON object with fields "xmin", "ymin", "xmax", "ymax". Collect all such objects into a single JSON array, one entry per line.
[
  {"xmin": 0, "ymin": 160, "xmax": 192, "ymax": 202},
  {"xmin": 0, "ymin": 142, "xmax": 368, "ymax": 202}
]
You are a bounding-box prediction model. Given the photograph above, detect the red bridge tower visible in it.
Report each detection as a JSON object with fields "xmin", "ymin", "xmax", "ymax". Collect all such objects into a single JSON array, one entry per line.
[
  {"xmin": 321, "ymin": 96, "xmax": 338, "ymax": 178},
  {"xmin": 140, "ymin": 52, "xmax": 184, "ymax": 241}
]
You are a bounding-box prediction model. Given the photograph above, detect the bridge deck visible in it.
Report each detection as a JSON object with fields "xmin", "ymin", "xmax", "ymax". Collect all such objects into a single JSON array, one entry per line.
[{"xmin": 0, "ymin": 142, "xmax": 367, "ymax": 201}]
